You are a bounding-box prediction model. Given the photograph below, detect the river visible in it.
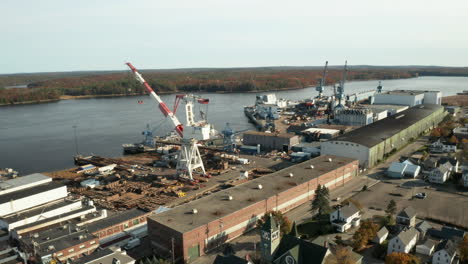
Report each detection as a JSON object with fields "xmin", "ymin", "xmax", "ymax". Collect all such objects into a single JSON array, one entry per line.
[{"xmin": 0, "ymin": 76, "xmax": 466, "ymax": 175}]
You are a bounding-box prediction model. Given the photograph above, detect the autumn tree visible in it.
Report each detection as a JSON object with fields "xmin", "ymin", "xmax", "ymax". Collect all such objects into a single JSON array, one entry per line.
[
  {"xmin": 385, "ymin": 252, "xmax": 420, "ymax": 264},
  {"xmin": 460, "ymin": 236, "xmax": 468, "ymax": 264},
  {"xmin": 448, "ymin": 135, "xmax": 459, "ymax": 144},
  {"xmin": 352, "ymin": 220, "xmax": 379, "ymax": 250},
  {"xmin": 256, "ymin": 210, "xmax": 292, "ymax": 237},
  {"xmin": 430, "ymin": 128, "xmax": 442, "ymax": 138},
  {"xmin": 325, "ymin": 245, "xmax": 354, "ymax": 264},
  {"xmin": 311, "ymin": 184, "xmax": 331, "ymax": 216}
]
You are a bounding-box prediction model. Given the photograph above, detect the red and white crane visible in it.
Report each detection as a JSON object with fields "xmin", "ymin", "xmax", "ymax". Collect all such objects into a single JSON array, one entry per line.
[{"xmin": 126, "ymin": 62, "xmax": 207, "ymax": 181}]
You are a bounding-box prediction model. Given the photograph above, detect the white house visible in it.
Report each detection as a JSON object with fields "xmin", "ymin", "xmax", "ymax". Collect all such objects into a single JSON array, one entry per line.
[
  {"xmin": 373, "ymin": 226, "xmax": 389, "ymax": 244},
  {"xmin": 416, "ymin": 239, "xmax": 436, "ymax": 256},
  {"xmin": 429, "ymin": 140, "xmax": 457, "ymax": 153},
  {"xmin": 396, "ymin": 207, "xmax": 417, "ymax": 227},
  {"xmin": 432, "ymin": 239, "xmax": 457, "ymax": 264},
  {"xmin": 428, "ymin": 166, "xmax": 450, "ymax": 184},
  {"xmin": 329, "ymin": 203, "xmax": 361, "ymax": 233},
  {"xmin": 387, "ymin": 228, "xmax": 419, "ymax": 255}
]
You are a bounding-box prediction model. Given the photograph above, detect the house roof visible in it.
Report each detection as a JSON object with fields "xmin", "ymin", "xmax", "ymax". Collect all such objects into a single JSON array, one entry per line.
[
  {"xmin": 86, "ymin": 208, "xmax": 148, "ymax": 233},
  {"xmin": 439, "ymin": 157, "xmax": 458, "ymax": 167},
  {"xmin": 396, "ymin": 228, "xmax": 419, "ymax": 246},
  {"xmin": 416, "ymin": 221, "xmax": 432, "ymax": 234},
  {"xmin": 434, "ymin": 165, "xmax": 449, "ymax": 174},
  {"xmin": 388, "ymin": 162, "xmax": 407, "ymax": 174},
  {"xmin": 398, "ymin": 207, "xmax": 417, "ymax": 219},
  {"xmin": 417, "ymin": 239, "xmax": 435, "ymax": 249},
  {"xmin": 273, "ymin": 234, "xmax": 329, "ymax": 264},
  {"xmin": 376, "ymin": 227, "xmax": 389, "ymax": 239},
  {"xmin": 324, "ymin": 104, "xmax": 443, "ymax": 148},
  {"xmin": 435, "ymin": 239, "xmax": 457, "ymax": 257},
  {"xmin": 339, "ymin": 203, "xmax": 360, "ymax": 218}
]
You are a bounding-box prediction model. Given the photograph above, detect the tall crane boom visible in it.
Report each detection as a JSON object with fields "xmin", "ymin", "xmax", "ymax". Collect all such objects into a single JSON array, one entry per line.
[
  {"xmin": 125, "ymin": 62, "xmax": 184, "ymax": 137},
  {"xmin": 321, "ymin": 61, "xmax": 328, "ymax": 88}
]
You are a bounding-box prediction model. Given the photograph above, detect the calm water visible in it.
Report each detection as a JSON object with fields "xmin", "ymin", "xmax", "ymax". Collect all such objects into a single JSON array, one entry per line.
[{"xmin": 0, "ymin": 76, "xmax": 467, "ymax": 175}]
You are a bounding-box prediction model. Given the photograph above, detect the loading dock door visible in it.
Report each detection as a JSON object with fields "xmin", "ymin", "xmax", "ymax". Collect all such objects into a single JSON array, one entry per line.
[{"xmin": 188, "ymin": 244, "xmax": 200, "ymax": 261}]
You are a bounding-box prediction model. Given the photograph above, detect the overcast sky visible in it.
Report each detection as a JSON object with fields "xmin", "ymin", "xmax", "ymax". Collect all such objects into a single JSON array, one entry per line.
[{"xmin": 1, "ymin": 0, "xmax": 467, "ymax": 74}]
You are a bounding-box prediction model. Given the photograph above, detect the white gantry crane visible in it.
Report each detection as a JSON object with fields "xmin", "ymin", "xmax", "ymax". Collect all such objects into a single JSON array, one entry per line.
[{"xmin": 126, "ymin": 62, "xmax": 207, "ymax": 181}]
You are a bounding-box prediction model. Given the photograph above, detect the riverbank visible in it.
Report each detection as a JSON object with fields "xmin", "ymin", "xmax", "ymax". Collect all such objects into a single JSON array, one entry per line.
[{"xmin": 442, "ymin": 94, "xmax": 468, "ymax": 106}]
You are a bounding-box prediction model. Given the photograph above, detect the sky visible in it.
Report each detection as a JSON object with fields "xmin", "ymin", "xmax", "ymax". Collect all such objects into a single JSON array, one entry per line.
[{"xmin": 1, "ymin": 0, "xmax": 468, "ymax": 74}]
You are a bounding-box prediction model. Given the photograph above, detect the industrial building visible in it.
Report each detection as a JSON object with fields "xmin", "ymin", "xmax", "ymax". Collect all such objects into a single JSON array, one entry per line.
[
  {"xmin": 335, "ymin": 108, "xmax": 373, "ymax": 126},
  {"xmin": 147, "ymin": 155, "xmax": 359, "ymax": 263},
  {"xmin": 0, "ymin": 174, "xmax": 68, "ymax": 217},
  {"xmin": 242, "ymin": 131, "xmax": 300, "ymax": 151},
  {"xmin": 374, "ymin": 90, "xmax": 442, "ymax": 106},
  {"xmin": 321, "ymin": 104, "xmax": 446, "ymax": 167}
]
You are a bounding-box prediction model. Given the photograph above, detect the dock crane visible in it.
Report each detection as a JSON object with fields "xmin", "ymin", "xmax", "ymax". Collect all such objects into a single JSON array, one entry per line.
[
  {"xmin": 315, "ymin": 61, "xmax": 328, "ymax": 98},
  {"xmin": 126, "ymin": 63, "xmax": 207, "ymax": 181},
  {"xmin": 336, "ymin": 61, "xmax": 348, "ymax": 109}
]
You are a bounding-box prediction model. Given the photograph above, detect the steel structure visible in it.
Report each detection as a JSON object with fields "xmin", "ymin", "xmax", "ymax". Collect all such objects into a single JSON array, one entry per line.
[
  {"xmin": 126, "ymin": 63, "xmax": 206, "ymax": 181},
  {"xmin": 336, "ymin": 61, "xmax": 348, "ymax": 108},
  {"xmin": 315, "ymin": 61, "xmax": 328, "ymax": 98}
]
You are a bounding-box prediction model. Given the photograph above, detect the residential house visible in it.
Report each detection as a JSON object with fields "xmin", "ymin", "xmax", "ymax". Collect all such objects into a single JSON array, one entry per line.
[
  {"xmin": 423, "ymin": 157, "xmax": 439, "ymax": 172},
  {"xmin": 453, "ymin": 126, "xmax": 468, "ymax": 140},
  {"xmin": 429, "ymin": 140, "xmax": 456, "ymax": 153},
  {"xmin": 428, "ymin": 166, "xmax": 450, "ymax": 184},
  {"xmin": 439, "ymin": 157, "xmax": 459, "ymax": 173},
  {"xmin": 373, "ymin": 226, "xmax": 389, "ymax": 244},
  {"xmin": 329, "ymin": 203, "xmax": 361, "ymax": 232},
  {"xmin": 416, "ymin": 221, "xmax": 433, "ymax": 239},
  {"xmin": 387, "ymin": 227, "xmax": 419, "ymax": 255},
  {"xmin": 402, "ymin": 160, "xmax": 421, "ymax": 178},
  {"xmin": 396, "ymin": 207, "xmax": 417, "ymax": 227},
  {"xmin": 416, "ymin": 239, "xmax": 436, "ymax": 256},
  {"xmin": 432, "ymin": 239, "xmax": 457, "ymax": 264}
]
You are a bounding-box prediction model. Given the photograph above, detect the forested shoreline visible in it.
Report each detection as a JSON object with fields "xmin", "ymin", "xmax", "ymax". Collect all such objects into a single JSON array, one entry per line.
[{"xmin": 1, "ymin": 66, "xmax": 467, "ymax": 106}]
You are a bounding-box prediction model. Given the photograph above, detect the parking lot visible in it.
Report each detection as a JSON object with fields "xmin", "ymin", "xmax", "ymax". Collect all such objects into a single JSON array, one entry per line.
[{"xmin": 354, "ymin": 178, "xmax": 468, "ymax": 228}]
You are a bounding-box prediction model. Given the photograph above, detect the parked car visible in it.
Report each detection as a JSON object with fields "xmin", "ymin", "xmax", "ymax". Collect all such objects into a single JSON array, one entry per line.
[{"xmin": 415, "ymin": 192, "xmax": 427, "ymax": 199}]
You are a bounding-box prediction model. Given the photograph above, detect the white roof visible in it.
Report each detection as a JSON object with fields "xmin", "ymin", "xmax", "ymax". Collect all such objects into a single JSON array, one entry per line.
[
  {"xmin": 0, "ymin": 173, "xmax": 51, "ymax": 195},
  {"xmin": 302, "ymin": 128, "xmax": 340, "ymax": 134},
  {"xmin": 388, "ymin": 162, "xmax": 407, "ymax": 173}
]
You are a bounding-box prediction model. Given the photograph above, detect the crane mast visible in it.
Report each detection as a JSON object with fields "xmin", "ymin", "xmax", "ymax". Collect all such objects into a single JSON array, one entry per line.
[
  {"xmin": 315, "ymin": 61, "xmax": 328, "ymax": 98},
  {"xmin": 336, "ymin": 60, "xmax": 348, "ymax": 107},
  {"xmin": 126, "ymin": 62, "xmax": 184, "ymax": 138},
  {"xmin": 126, "ymin": 62, "xmax": 206, "ymax": 181}
]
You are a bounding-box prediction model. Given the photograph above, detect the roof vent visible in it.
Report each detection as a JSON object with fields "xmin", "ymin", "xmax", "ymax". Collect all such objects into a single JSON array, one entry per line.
[
  {"xmin": 289, "ymin": 173, "xmax": 294, "ymax": 178},
  {"xmin": 328, "ymin": 158, "xmax": 333, "ymax": 162},
  {"xmin": 227, "ymin": 195, "xmax": 233, "ymax": 201},
  {"xmin": 48, "ymin": 245, "xmax": 55, "ymax": 251},
  {"xmin": 33, "ymin": 233, "xmax": 39, "ymax": 238},
  {"xmin": 192, "ymin": 208, "xmax": 198, "ymax": 214},
  {"xmin": 310, "ymin": 165, "xmax": 314, "ymax": 169},
  {"xmin": 257, "ymin": 184, "xmax": 263, "ymax": 190}
]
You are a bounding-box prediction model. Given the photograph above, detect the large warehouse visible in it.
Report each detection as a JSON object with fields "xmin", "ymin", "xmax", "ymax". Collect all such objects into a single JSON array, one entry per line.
[
  {"xmin": 321, "ymin": 104, "xmax": 446, "ymax": 168},
  {"xmin": 147, "ymin": 155, "xmax": 359, "ymax": 263}
]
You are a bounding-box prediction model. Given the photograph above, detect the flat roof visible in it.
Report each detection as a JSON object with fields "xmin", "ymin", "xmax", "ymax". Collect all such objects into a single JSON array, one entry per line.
[
  {"xmin": 0, "ymin": 173, "xmax": 51, "ymax": 195},
  {"xmin": 73, "ymin": 248, "xmax": 135, "ymax": 264},
  {"xmin": 302, "ymin": 128, "xmax": 340, "ymax": 134},
  {"xmin": 363, "ymin": 104, "xmax": 409, "ymax": 112},
  {"xmin": 149, "ymin": 155, "xmax": 356, "ymax": 233},
  {"xmin": 14, "ymin": 205, "xmax": 96, "ymax": 231},
  {"xmin": 0, "ymin": 181, "xmax": 64, "ymax": 205},
  {"xmin": 328, "ymin": 104, "xmax": 444, "ymax": 148},
  {"xmin": 2, "ymin": 198, "xmax": 80, "ymax": 223},
  {"xmin": 379, "ymin": 90, "xmax": 426, "ymax": 96},
  {"xmin": 86, "ymin": 208, "xmax": 148, "ymax": 233},
  {"xmin": 243, "ymin": 130, "xmax": 297, "ymax": 139}
]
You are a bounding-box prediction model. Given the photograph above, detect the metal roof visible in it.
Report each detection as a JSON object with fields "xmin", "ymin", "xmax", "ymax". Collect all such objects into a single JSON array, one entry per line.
[
  {"xmin": 0, "ymin": 173, "xmax": 51, "ymax": 195},
  {"xmin": 73, "ymin": 248, "xmax": 136, "ymax": 264},
  {"xmin": 86, "ymin": 208, "xmax": 148, "ymax": 233},
  {"xmin": 327, "ymin": 104, "xmax": 444, "ymax": 148},
  {"xmin": 149, "ymin": 155, "xmax": 357, "ymax": 233},
  {"xmin": 0, "ymin": 182, "xmax": 64, "ymax": 205},
  {"xmin": 243, "ymin": 130, "xmax": 297, "ymax": 139}
]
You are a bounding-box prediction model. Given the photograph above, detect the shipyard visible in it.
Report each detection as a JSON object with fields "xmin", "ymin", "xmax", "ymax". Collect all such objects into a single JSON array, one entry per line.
[
  {"xmin": 2, "ymin": 2, "xmax": 468, "ymax": 264},
  {"xmin": 1, "ymin": 60, "xmax": 467, "ymax": 264}
]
